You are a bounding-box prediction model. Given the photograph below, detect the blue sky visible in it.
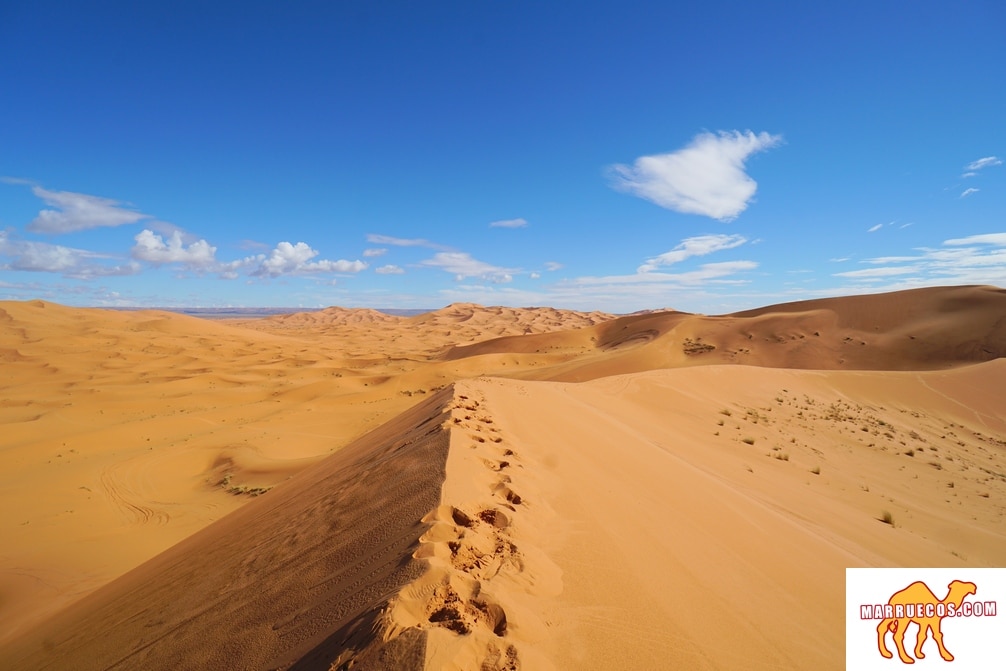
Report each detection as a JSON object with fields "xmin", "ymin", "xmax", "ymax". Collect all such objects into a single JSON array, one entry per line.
[{"xmin": 1, "ymin": 1, "xmax": 1004, "ymax": 313}]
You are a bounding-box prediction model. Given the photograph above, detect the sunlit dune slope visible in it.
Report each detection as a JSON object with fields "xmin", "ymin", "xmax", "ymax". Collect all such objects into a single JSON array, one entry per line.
[{"xmin": 5, "ymin": 361, "xmax": 1004, "ymax": 670}]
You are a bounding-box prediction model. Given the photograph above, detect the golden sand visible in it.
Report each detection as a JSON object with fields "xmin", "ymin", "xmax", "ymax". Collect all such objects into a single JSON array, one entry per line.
[{"xmin": 2, "ymin": 285, "xmax": 1004, "ymax": 669}]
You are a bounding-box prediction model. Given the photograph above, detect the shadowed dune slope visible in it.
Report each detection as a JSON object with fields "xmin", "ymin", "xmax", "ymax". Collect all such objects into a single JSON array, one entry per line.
[{"xmin": 2, "ymin": 389, "xmax": 456, "ymax": 671}]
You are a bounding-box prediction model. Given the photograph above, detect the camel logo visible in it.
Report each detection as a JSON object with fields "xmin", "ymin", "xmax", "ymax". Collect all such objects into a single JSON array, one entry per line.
[
  {"xmin": 847, "ymin": 569, "xmax": 1002, "ymax": 670},
  {"xmin": 868, "ymin": 580, "xmax": 981, "ymax": 664}
]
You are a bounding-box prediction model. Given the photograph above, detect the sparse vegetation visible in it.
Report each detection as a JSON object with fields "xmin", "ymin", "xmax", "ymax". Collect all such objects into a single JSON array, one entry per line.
[
  {"xmin": 881, "ymin": 510, "xmax": 894, "ymax": 525},
  {"xmin": 742, "ymin": 437, "xmax": 755, "ymax": 445},
  {"xmin": 226, "ymin": 484, "xmax": 272, "ymax": 497},
  {"xmin": 810, "ymin": 466, "xmax": 820, "ymax": 475},
  {"xmin": 219, "ymin": 473, "xmax": 272, "ymax": 497},
  {"xmin": 682, "ymin": 337, "xmax": 716, "ymax": 355}
]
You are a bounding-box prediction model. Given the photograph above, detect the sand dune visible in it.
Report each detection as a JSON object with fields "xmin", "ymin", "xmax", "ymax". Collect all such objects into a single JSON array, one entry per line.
[
  {"xmin": 234, "ymin": 303, "xmax": 613, "ymax": 360},
  {"xmin": 1, "ymin": 286, "xmax": 1004, "ymax": 669},
  {"xmin": 5, "ymin": 363, "xmax": 1004, "ymax": 669},
  {"xmin": 444, "ymin": 285, "xmax": 1006, "ymax": 379}
]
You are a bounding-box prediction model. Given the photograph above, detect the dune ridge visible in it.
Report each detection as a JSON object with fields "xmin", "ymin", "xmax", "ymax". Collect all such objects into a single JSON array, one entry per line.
[
  {"xmin": 2, "ymin": 388, "xmax": 457, "ymax": 670},
  {"xmin": 4, "ymin": 362, "xmax": 1005, "ymax": 669},
  {"xmin": 1, "ymin": 285, "xmax": 1005, "ymax": 668}
]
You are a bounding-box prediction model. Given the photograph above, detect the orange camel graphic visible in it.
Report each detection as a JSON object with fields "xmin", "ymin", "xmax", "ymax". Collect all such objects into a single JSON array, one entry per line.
[{"xmin": 877, "ymin": 580, "xmax": 977, "ymax": 664}]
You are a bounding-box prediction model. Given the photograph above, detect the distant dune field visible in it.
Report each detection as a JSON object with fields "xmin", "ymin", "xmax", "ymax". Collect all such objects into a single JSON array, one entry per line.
[{"xmin": 1, "ymin": 285, "xmax": 1004, "ymax": 669}]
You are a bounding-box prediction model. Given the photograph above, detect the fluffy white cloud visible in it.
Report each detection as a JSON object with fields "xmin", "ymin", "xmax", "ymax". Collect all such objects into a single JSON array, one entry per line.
[
  {"xmin": 251, "ymin": 242, "xmax": 367, "ymax": 278},
  {"xmin": 132, "ymin": 230, "xmax": 217, "ymax": 269},
  {"xmin": 0, "ymin": 231, "xmax": 139, "ymax": 278},
  {"xmin": 419, "ymin": 252, "xmax": 514, "ymax": 283},
  {"xmin": 609, "ymin": 130, "xmax": 783, "ymax": 221},
  {"xmin": 376, "ymin": 264, "xmax": 405, "ymax": 274},
  {"xmin": 638, "ymin": 234, "xmax": 747, "ymax": 273},
  {"xmin": 961, "ymin": 188, "xmax": 980, "ymax": 198},
  {"xmin": 363, "ymin": 248, "xmax": 387, "ymax": 257},
  {"xmin": 966, "ymin": 156, "xmax": 1002, "ymax": 171},
  {"xmin": 26, "ymin": 187, "xmax": 151, "ymax": 234},
  {"xmin": 489, "ymin": 218, "xmax": 528, "ymax": 229}
]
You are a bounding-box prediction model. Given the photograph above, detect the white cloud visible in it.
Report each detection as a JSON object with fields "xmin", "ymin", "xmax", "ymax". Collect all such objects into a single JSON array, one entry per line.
[
  {"xmin": 609, "ymin": 130, "xmax": 783, "ymax": 221},
  {"xmin": 638, "ymin": 234, "xmax": 747, "ymax": 273},
  {"xmin": 530, "ymin": 272, "xmax": 541, "ymax": 279},
  {"xmin": 0, "ymin": 230, "xmax": 139, "ymax": 278},
  {"xmin": 945, "ymin": 233, "xmax": 1006, "ymax": 246},
  {"xmin": 366, "ymin": 233, "xmax": 443, "ymax": 249},
  {"xmin": 573, "ymin": 260, "xmax": 758, "ymax": 287},
  {"xmin": 251, "ymin": 242, "xmax": 367, "ymax": 278},
  {"xmin": 131, "ymin": 230, "xmax": 217, "ymax": 269},
  {"xmin": 544, "ymin": 261, "xmax": 563, "ymax": 271},
  {"xmin": 419, "ymin": 252, "xmax": 514, "ymax": 283},
  {"xmin": 363, "ymin": 248, "xmax": 387, "ymax": 257},
  {"xmin": 375, "ymin": 264, "xmax": 405, "ymax": 274},
  {"xmin": 26, "ymin": 186, "xmax": 151, "ymax": 234},
  {"xmin": 833, "ymin": 266, "xmax": 921, "ymax": 278},
  {"xmin": 966, "ymin": 156, "xmax": 1002, "ymax": 171},
  {"xmin": 865, "ymin": 255, "xmax": 919, "ymax": 264},
  {"xmin": 961, "ymin": 187, "xmax": 980, "ymax": 198},
  {"xmin": 489, "ymin": 218, "xmax": 528, "ymax": 229},
  {"xmin": 867, "ymin": 223, "xmax": 883, "ymax": 233},
  {"xmin": 833, "ymin": 231, "xmax": 1006, "ymax": 287},
  {"xmin": 962, "ymin": 172, "xmax": 978, "ymax": 179}
]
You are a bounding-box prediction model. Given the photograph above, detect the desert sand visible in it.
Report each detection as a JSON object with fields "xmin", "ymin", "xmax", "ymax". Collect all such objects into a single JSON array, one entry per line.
[{"xmin": 1, "ymin": 285, "xmax": 1005, "ymax": 669}]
